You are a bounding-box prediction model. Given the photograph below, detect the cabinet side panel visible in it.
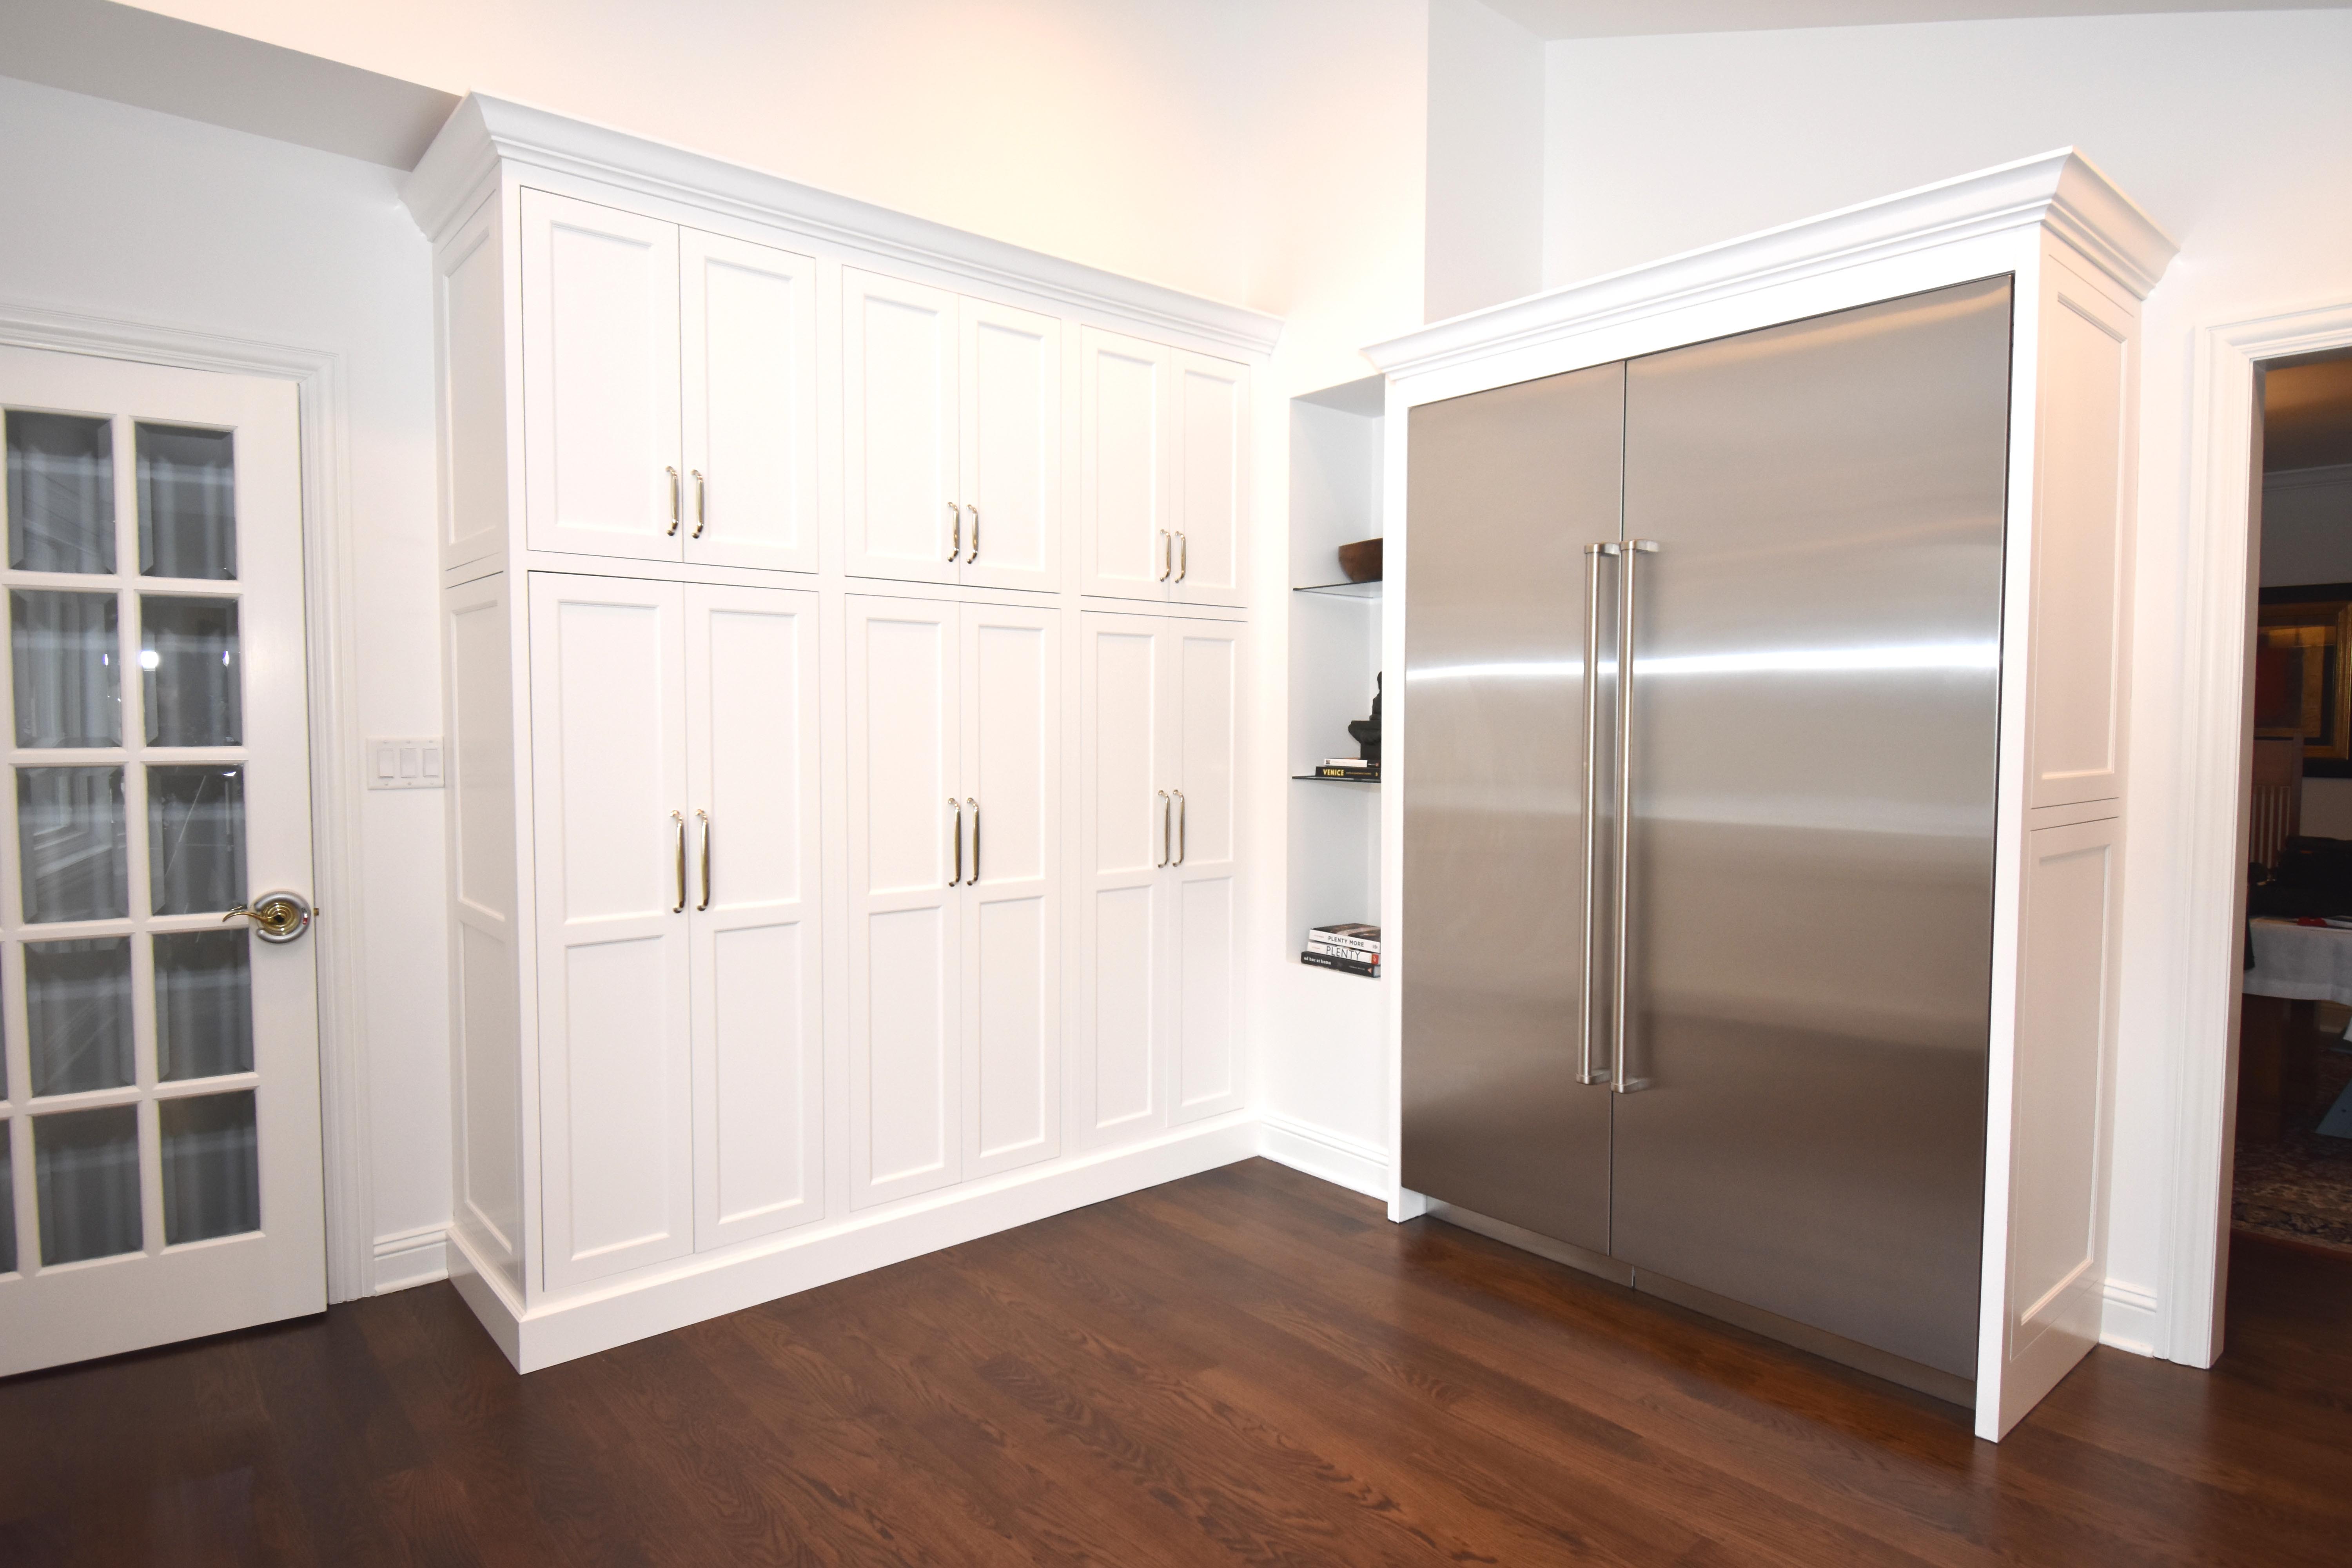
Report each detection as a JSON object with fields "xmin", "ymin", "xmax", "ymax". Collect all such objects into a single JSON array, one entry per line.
[
  {"xmin": 2001, "ymin": 815, "xmax": 2120, "ymax": 1430},
  {"xmin": 445, "ymin": 577, "xmax": 520, "ymax": 1283},
  {"xmin": 438, "ymin": 199, "xmax": 508, "ymax": 572},
  {"xmin": 2027, "ymin": 258, "xmax": 2133, "ymax": 808}
]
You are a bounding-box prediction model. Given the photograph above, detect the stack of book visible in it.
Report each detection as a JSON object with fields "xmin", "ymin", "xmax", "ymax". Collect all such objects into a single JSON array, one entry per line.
[
  {"xmin": 1302, "ymin": 922, "xmax": 1380, "ymax": 977},
  {"xmin": 1314, "ymin": 757, "xmax": 1379, "ymax": 781}
]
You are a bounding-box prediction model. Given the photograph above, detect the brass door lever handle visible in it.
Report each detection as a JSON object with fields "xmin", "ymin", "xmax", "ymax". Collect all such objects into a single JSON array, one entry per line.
[{"xmin": 224, "ymin": 891, "xmax": 316, "ymax": 944}]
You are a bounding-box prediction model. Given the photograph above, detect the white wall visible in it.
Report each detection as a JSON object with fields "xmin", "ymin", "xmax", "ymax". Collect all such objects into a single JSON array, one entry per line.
[
  {"xmin": 1541, "ymin": 8, "xmax": 2352, "ymax": 1359},
  {"xmin": 1425, "ymin": 0, "xmax": 1545, "ymax": 321},
  {"xmin": 2258, "ymin": 468, "xmax": 2352, "ymax": 587},
  {"xmin": 0, "ymin": 73, "xmax": 448, "ymax": 1286}
]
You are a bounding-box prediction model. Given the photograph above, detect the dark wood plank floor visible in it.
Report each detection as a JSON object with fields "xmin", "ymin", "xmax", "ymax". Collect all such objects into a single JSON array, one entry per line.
[{"xmin": 4, "ymin": 1158, "xmax": 2348, "ymax": 1566}]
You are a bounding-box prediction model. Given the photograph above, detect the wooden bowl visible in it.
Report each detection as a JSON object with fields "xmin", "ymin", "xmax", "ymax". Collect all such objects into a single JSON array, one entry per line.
[{"xmin": 1337, "ymin": 537, "xmax": 1383, "ymax": 583}]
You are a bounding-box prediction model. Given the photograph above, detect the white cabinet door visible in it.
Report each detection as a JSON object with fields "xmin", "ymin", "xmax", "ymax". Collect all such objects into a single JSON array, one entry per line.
[
  {"xmin": 520, "ymin": 191, "xmax": 683, "ymax": 562},
  {"xmin": 681, "ymin": 229, "xmax": 818, "ymax": 573},
  {"xmin": 686, "ymin": 584, "xmax": 823, "ymax": 1251},
  {"xmin": 1074, "ymin": 612, "xmax": 1169, "ymax": 1147},
  {"xmin": 1169, "ymin": 620, "xmax": 1244, "ymax": 1122},
  {"xmin": 960, "ymin": 604, "xmax": 1061, "ymax": 1178},
  {"xmin": 1078, "ymin": 328, "xmax": 1172, "ymax": 602},
  {"xmin": 959, "ymin": 300, "xmax": 1060, "ymax": 593},
  {"xmin": 843, "ymin": 270, "xmax": 958, "ymax": 585},
  {"xmin": 1169, "ymin": 352, "xmax": 1248, "ymax": 608},
  {"xmin": 528, "ymin": 574, "xmax": 693, "ymax": 1290},
  {"xmin": 845, "ymin": 597, "xmax": 962, "ymax": 1207}
]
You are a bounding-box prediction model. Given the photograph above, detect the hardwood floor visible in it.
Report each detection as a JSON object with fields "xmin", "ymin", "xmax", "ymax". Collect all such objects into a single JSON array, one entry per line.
[{"xmin": 4, "ymin": 1158, "xmax": 2348, "ymax": 1566}]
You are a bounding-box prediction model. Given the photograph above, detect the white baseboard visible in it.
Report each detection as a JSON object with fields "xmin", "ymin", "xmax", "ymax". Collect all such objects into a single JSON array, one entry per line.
[
  {"xmin": 1256, "ymin": 1112, "xmax": 1390, "ymax": 1199},
  {"xmin": 2099, "ymin": 1279, "xmax": 2160, "ymax": 1357},
  {"xmin": 370, "ymin": 1225, "xmax": 450, "ymax": 1294},
  {"xmin": 448, "ymin": 1112, "xmax": 1260, "ymax": 1372}
]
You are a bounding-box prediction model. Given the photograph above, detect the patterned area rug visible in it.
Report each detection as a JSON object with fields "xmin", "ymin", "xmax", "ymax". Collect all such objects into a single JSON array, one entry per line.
[{"xmin": 2234, "ymin": 1042, "xmax": 2352, "ymax": 1256}]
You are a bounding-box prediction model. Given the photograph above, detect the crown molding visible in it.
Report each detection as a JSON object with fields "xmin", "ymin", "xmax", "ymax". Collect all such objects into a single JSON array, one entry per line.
[
  {"xmin": 1365, "ymin": 147, "xmax": 2175, "ymax": 382},
  {"xmin": 401, "ymin": 93, "xmax": 1282, "ymax": 359}
]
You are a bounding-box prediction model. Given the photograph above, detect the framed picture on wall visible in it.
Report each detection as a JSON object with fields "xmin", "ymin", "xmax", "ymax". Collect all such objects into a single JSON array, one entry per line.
[{"xmin": 2256, "ymin": 584, "xmax": 2352, "ymax": 773}]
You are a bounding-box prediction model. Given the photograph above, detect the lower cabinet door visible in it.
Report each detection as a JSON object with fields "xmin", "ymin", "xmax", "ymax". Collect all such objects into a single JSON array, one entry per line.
[
  {"xmin": 1074, "ymin": 611, "xmax": 1170, "ymax": 1148},
  {"xmin": 960, "ymin": 603, "xmax": 1061, "ymax": 1178},
  {"xmin": 846, "ymin": 596, "xmax": 964, "ymax": 1207},
  {"xmin": 1169, "ymin": 619, "xmax": 1245, "ymax": 1123},
  {"xmin": 528, "ymin": 573, "xmax": 695, "ymax": 1291},
  {"xmin": 686, "ymin": 584, "xmax": 824, "ymax": 1250}
]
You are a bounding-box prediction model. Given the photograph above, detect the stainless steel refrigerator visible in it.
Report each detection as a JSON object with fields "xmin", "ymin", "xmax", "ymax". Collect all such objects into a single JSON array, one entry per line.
[{"xmin": 1401, "ymin": 277, "xmax": 2014, "ymax": 1400}]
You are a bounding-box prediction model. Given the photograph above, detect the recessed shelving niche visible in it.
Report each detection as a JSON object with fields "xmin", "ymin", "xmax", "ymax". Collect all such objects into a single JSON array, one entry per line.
[{"xmin": 1287, "ymin": 374, "xmax": 1385, "ymax": 965}]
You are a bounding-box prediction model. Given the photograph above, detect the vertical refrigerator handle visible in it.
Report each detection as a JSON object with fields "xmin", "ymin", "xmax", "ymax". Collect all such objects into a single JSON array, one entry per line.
[
  {"xmin": 1579, "ymin": 542, "xmax": 1619, "ymax": 1086},
  {"xmin": 1611, "ymin": 539, "xmax": 1660, "ymax": 1094}
]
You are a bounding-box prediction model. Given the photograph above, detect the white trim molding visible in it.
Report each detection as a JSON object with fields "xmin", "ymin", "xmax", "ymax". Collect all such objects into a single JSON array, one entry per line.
[
  {"xmin": 2163, "ymin": 297, "xmax": 2352, "ymax": 1368},
  {"xmin": 0, "ymin": 298, "xmax": 374, "ymax": 1305},
  {"xmin": 400, "ymin": 94, "xmax": 1282, "ymax": 360},
  {"xmin": 2100, "ymin": 1278, "xmax": 2161, "ymax": 1359},
  {"xmin": 1366, "ymin": 147, "xmax": 2173, "ymax": 381},
  {"xmin": 372, "ymin": 1225, "xmax": 450, "ymax": 1294},
  {"xmin": 1256, "ymin": 1113, "xmax": 1391, "ymax": 1199}
]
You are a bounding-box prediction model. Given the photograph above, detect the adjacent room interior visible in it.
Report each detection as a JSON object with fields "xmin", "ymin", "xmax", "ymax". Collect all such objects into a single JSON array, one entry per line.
[{"xmin": 0, "ymin": 2, "xmax": 2349, "ymax": 1564}]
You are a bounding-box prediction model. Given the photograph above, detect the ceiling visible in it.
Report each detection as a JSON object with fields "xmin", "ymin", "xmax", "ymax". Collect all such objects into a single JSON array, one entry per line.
[
  {"xmin": 2266, "ymin": 355, "xmax": 2352, "ymax": 474},
  {"xmin": 1486, "ymin": 0, "xmax": 2352, "ymax": 40}
]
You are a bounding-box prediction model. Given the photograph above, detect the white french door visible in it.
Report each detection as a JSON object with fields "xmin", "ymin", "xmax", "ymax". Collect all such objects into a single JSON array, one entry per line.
[{"xmin": 0, "ymin": 344, "xmax": 323, "ymax": 1376}]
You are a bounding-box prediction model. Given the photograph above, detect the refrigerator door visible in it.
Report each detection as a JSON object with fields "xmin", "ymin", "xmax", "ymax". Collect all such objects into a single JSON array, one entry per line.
[
  {"xmin": 1610, "ymin": 278, "xmax": 2013, "ymax": 1380},
  {"xmin": 1402, "ymin": 361, "xmax": 1624, "ymax": 1253}
]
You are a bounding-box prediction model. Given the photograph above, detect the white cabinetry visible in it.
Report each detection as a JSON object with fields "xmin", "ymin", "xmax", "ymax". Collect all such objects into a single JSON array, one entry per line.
[
  {"xmin": 1076, "ymin": 612, "xmax": 1244, "ymax": 1151},
  {"xmin": 846, "ymin": 597, "xmax": 1061, "ymax": 1208},
  {"xmin": 521, "ymin": 190, "xmax": 817, "ymax": 571},
  {"xmin": 844, "ymin": 270, "xmax": 1060, "ymax": 591},
  {"xmin": 527, "ymin": 574, "xmax": 821, "ymax": 1290},
  {"xmin": 1079, "ymin": 328, "xmax": 1248, "ymax": 607},
  {"xmin": 414, "ymin": 93, "xmax": 1275, "ymax": 1372}
]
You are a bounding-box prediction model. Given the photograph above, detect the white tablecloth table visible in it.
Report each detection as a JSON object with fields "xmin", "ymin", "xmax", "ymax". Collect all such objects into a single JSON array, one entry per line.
[{"xmin": 2245, "ymin": 916, "xmax": 2352, "ymax": 1039}]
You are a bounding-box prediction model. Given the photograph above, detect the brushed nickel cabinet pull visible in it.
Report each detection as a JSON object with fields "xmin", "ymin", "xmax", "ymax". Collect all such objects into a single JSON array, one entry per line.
[
  {"xmin": 691, "ymin": 470, "xmax": 707, "ymax": 539},
  {"xmin": 671, "ymin": 810, "xmax": 687, "ymax": 913},
  {"xmin": 966, "ymin": 797, "xmax": 980, "ymax": 883},
  {"xmin": 948, "ymin": 502, "xmax": 962, "ymax": 561},
  {"xmin": 666, "ymin": 466, "xmax": 681, "ymax": 537},
  {"xmin": 1156, "ymin": 789, "xmax": 1171, "ymax": 867},
  {"xmin": 696, "ymin": 808, "xmax": 712, "ymax": 911},
  {"xmin": 949, "ymin": 798, "xmax": 964, "ymax": 886},
  {"xmin": 966, "ymin": 505, "xmax": 979, "ymax": 563}
]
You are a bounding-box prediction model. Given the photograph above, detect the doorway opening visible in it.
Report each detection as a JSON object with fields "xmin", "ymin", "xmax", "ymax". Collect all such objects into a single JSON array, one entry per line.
[{"xmin": 2237, "ymin": 346, "xmax": 2352, "ymax": 1278}]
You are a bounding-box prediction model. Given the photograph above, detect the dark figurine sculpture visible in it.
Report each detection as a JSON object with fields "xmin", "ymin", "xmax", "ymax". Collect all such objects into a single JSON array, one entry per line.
[{"xmin": 1347, "ymin": 674, "xmax": 1381, "ymax": 766}]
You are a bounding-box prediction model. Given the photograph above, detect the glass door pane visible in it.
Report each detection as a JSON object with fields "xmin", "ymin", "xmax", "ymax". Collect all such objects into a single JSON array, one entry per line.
[
  {"xmin": 160, "ymin": 1091, "xmax": 258, "ymax": 1244},
  {"xmin": 34, "ymin": 1105, "xmax": 141, "ymax": 1265},
  {"xmin": 154, "ymin": 929, "xmax": 252, "ymax": 1081},
  {"xmin": 136, "ymin": 424, "xmax": 236, "ymax": 580},
  {"xmin": 25, "ymin": 937, "xmax": 134, "ymax": 1096},
  {"xmin": 11, "ymin": 590, "xmax": 121, "ymax": 747},
  {"xmin": 16, "ymin": 766, "xmax": 128, "ymax": 922},
  {"xmin": 6, "ymin": 411, "xmax": 114, "ymax": 574},
  {"xmin": 147, "ymin": 765, "xmax": 245, "ymax": 915},
  {"xmin": 140, "ymin": 595, "xmax": 240, "ymax": 746}
]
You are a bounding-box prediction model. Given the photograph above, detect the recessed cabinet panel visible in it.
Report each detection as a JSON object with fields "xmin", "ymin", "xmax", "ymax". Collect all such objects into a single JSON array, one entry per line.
[
  {"xmin": 682, "ymin": 230, "xmax": 818, "ymax": 573},
  {"xmin": 1172, "ymin": 622, "xmax": 1243, "ymax": 1121},
  {"xmin": 437, "ymin": 200, "xmax": 507, "ymax": 569},
  {"xmin": 962, "ymin": 606, "xmax": 1060, "ymax": 1178},
  {"xmin": 846, "ymin": 597, "xmax": 962, "ymax": 1207},
  {"xmin": 686, "ymin": 584, "xmax": 822, "ymax": 1249},
  {"xmin": 1170, "ymin": 353, "xmax": 1248, "ymax": 608},
  {"xmin": 1078, "ymin": 613, "xmax": 1164, "ymax": 1143},
  {"xmin": 528, "ymin": 573, "xmax": 693, "ymax": 1290},
  {"xmin": 521, "ymin": 192, "xmax": 682, "ymax": 562},
  {"xmin": 960, "ymin": 301, "xmax": 1060, "ymax": 592},
  {"xmin": 844, "ymin": 271, "xmax": 958, "ymax": 585},
  {"xmin": 1080, "ymin": 329, "xmax": 1171, "ymax": 600}
]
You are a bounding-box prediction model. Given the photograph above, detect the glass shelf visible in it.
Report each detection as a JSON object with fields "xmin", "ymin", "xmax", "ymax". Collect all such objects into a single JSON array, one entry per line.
[
  {"xmin": 1292, "ymin": 773, "xmax": 1380, "ymax": 784},
  {"xmin": 1292, "ymin": 579, "xmax": 1383, "ymax": 599}
]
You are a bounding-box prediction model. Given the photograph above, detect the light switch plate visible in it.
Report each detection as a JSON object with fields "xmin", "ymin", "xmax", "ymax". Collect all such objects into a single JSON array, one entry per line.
[{"xmin": 367, "ymin": 736, "xmax": 445, "ymax": 789}]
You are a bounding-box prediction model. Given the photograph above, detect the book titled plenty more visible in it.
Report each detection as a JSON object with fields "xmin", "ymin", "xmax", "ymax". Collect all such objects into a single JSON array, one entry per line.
[{"xmin": 1309, "ymin": 923, "xmax": 1379, "ymax": 954}]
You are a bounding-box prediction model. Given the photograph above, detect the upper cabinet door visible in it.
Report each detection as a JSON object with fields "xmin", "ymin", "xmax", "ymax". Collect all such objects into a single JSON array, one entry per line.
[
  {"xmin": 685, "ymin": 583, "xmax": 824, "ymax": 1252},
  {"xmin": 528, "ymin": 573, "xmax": 694, "ymax": 1291},
  {"xmin": 844, "ymin": 595, "xmax": 964, "ymax": 1208},
  {"xmin": 843, "ymin": 269, "xmax": 958, "ymax": 584},
  {"xmin": 958, "ymin": 299, "xmax": 1061, "ymax": 593},
  {"xmin": 1079, "ymin": 328, "xmax": 1173, "ymax": 602},
  {"xmin": 1169, "ymin": 352, "xmax": 1248, "ymax": 608},
  {"xmin": 681, "ymin": 229, "xmax": 818, "ymax": 573},
  {"xmin": 1168, "ymin": 619, "xmax": 1244, "ymax": 1123},
  {"xmin": 521, "ymin": 191, "xmax": 683, "ymax": 562}
]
